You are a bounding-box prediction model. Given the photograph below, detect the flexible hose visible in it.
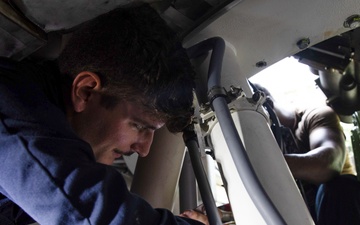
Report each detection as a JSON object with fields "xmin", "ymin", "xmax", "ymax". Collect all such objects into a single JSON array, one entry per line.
[{"xmin": 187, "ymin": 37, "xmax": 286, "ymax": 225}]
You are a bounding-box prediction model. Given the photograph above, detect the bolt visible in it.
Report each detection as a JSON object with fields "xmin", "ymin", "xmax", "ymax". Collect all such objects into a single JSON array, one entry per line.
[
  {"xmin": 255, "ymin": 61, "xmax": 267, "ymax": 68},
  {"xmin": 344, "ymin": 15, "xmax": 360, "ymax": 29},
  {"xmin": 297, "ymin": 38, "xmax": 310, "ymax": 50}
]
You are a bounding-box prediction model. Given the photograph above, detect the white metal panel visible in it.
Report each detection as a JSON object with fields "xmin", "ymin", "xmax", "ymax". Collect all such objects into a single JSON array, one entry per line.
[
  {"xmin": 131, "ymin": 127, "xmax": 186, "ymax": 211},
  {"xmin": 210, "ymin": 109, "xmax": 314, "ymax": 225},
  {"xmin": 190, "ymin": 37, "xmax": 314, "ymax": 224},
  {"xmin": 184, "ymin": 0, "xmax": 360, "ymax": 79}
]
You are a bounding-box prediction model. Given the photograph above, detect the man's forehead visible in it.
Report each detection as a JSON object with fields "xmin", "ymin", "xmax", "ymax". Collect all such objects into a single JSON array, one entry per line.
[{"xmin": 127, "ymin": 102, "xmax": 165, "ymax": 128}]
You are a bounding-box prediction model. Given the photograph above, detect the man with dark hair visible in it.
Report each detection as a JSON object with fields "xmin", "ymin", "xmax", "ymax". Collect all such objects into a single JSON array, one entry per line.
[
  {"xmin": 252, "ymin": 83, "xmax": 360, "ymax": 225},
  {"xmin": 0, "ymin": 3, "xmax": 203, "ymax": 224}
]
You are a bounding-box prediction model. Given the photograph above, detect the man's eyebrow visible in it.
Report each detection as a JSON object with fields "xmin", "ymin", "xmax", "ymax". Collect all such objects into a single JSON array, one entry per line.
[{"xmin": 132, "ymin": 117, "xmax": 159, "ymax": 130}]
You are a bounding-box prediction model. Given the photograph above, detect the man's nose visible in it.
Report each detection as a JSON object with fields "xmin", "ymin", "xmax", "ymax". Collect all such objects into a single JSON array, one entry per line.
[{"xmin": 131, "ymin": 132, "xmax": 154, "ymax": 157}]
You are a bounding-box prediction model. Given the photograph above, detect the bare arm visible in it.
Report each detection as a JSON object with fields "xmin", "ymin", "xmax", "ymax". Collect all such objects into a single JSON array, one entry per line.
[{"xmin": 284, "ymin": 126, "xmax": 346, "ymax": 184}]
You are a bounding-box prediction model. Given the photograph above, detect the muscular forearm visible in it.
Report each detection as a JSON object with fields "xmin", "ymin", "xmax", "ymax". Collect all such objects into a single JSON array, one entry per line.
[{"xmin": 284, "ymin": 146, "xmax": 344, "ymax": 184}]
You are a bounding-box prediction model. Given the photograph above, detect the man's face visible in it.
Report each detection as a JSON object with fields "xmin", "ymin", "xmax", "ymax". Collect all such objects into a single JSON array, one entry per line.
[{"xmin": 73, "ymin": 95, "xmax": 165, "ymax": 165}]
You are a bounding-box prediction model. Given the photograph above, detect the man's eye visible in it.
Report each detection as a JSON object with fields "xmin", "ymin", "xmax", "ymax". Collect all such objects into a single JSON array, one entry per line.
[{"xmin": 133, "ymin": 123, "xmax": 145, "ymax": 131}]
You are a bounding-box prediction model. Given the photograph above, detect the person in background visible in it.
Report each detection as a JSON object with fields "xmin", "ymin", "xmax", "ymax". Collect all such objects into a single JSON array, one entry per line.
[
  {"xmin": 0, "ymin": 3, "xmax": 205, "ymax": 224},
  {"xmin": 252, "ymin": 83, "xmax": 360, "ymax": 225}
]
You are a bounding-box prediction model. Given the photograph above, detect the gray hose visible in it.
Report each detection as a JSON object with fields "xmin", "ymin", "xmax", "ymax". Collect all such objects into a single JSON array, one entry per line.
[
  {"xmin": 183, "ymin": 129, "xmax": 223, "ymax": 225},
  {"xmin": 187, "ymin": 37, "xmax": 286, "ymax": 225}
]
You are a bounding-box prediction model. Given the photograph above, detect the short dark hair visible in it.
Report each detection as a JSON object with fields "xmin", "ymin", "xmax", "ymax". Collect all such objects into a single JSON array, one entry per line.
[{"xmin": 58, "ymin": 3, "xmax": 196, "ymax": 132}]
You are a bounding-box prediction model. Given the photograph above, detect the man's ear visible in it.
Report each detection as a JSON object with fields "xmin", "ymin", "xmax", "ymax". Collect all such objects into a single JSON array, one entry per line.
[{"xmin": 71, "ymin": 71, "xmax": 102, "ymax": 112}]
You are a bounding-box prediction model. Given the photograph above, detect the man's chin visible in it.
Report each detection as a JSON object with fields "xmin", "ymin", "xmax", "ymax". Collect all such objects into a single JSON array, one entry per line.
[{"xmin": 97, "ymin": 158, "xmax": 115, "ymax": 165}]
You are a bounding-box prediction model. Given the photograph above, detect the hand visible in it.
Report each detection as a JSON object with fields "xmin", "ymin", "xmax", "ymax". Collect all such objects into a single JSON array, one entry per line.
[
  {"xmin": 180, "ymin": 204, "xmax": 234, "ymax": 224},
  {"xmin": 179, "ymin": 209, "xmax": 209, "ymax": 225}
]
